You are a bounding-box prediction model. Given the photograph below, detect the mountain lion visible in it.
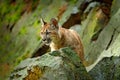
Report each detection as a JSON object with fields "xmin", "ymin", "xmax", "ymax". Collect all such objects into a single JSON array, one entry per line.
[{"xmin": 40, "ymin": 18, "xmax": 85, "ymax": 62}]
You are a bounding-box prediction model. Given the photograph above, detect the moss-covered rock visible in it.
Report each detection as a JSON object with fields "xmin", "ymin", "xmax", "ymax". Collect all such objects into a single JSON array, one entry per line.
[
  {"xmin": 89, "ymin": 56, "xmax": 120, "ymax": 80},
  {"xmin": 85, "ymin": 4, "xmax": 120, "ymax": 71},
  {"xmin": 9, "ymin": 47, "xmax": 92, "ymax": 80},
  {"xmin": 80, "ymin": 0, "xmax": 120, "ymax": 69}
]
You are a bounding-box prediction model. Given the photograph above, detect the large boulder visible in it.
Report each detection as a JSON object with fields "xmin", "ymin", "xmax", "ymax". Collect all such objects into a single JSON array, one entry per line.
[{"xmin": 9, "ymin": 47, "xmax": 92, "ymax": 80}]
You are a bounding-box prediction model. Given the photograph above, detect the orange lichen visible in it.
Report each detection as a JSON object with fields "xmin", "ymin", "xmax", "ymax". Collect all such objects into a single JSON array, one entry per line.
[{"xmin": 23, "ymin": 66, "xmax": 43, "ymax": 80}]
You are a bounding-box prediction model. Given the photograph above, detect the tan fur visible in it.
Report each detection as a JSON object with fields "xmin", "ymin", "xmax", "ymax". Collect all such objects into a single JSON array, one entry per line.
[{"xmin": 51, "ymin": 27, "xmax": 84, "ymax": 61}]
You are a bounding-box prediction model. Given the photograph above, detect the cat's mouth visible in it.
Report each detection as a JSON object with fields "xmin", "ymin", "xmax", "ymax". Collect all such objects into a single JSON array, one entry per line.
[{"xmin": 43, "ymin": 38, "xmax": 52, "ymax": 45}]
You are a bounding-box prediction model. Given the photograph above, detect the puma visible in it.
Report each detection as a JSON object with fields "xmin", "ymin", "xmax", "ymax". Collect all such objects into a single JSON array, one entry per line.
[{"xmin": 40, "ymin": 18, "xmax": 85, "ymax": 62}]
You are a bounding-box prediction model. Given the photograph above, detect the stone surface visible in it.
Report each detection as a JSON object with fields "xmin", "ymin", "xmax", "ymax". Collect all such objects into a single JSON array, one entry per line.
[
  {"xmin": 80, "ymin": 0, "xmax": 120, "ymax": 69},
  {"xmin": 9, "ymin": 47, "xmax": 92, "ymax": 80},
  {"xmin": 85, "ymin": 6, "xmax": 120, "ymax": 72},
  {"xmin": 89, "ymin": 56, "xmax": 120, "ymax": 80}
]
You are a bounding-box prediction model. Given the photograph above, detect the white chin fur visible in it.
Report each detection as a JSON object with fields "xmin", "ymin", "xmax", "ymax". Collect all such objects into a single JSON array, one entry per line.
[{"xmin": 45, "ymin": 43, "xmax": 50, "ymax": 45}]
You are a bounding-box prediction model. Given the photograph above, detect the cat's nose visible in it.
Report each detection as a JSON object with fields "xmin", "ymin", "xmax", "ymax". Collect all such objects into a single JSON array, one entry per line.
[{"xmin": 42, "ymin": 38, "xmax": 46, "ymax": 41}]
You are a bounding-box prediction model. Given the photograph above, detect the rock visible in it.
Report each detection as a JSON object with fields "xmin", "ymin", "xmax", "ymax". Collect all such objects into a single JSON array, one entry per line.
[
  {"xmin": 9, "ymin": 47, "xmax": 92, "ymax": 80},
  {"xmin": 111, "ymin": 0, "xmax": 120, "ymax": 16},
  {"xmin": 80, "ymin": 0, "xmax": 120, "ymax": 70},
  {"xmin": 89, "ymin": 56, "xmax": 120, "ymax": 80}
]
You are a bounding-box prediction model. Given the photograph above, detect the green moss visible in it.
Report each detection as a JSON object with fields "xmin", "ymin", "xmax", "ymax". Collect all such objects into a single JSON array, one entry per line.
[
  {"xmin": 83, "ymin": 7, "xmax": 98, "ymax": 46},
  {"xmin": 19, "ymin": 27, "xmax": 27, "ymax": 35},
  {"xmin": 4, "ymin": 34, "xmax": 10, "ymax": 42},
  {"xmin": 14, "ymin": 52, "xmax": 31, "ymax": 66},
  {"xmin": 33, "ymin": 20, "xmax": 39, "ymax": 28},
  {"xmin": 0, "ymin": 0, "xmax": 25, "ymax": 25},
  {"xmin": 69, "ymin": 0, "xmax": 78, "ymax": 4}
]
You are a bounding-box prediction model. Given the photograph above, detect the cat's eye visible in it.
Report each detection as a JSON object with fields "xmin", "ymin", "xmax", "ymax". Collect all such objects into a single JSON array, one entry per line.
[{"xmin": 50, "ymin": 24, "xmax": 55, "ymax": 29}]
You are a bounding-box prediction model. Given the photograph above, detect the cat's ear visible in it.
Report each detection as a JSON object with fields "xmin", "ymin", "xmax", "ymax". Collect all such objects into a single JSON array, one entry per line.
[
  {"xmin": 50, "ymin": 18, "xmax": 58, "ymax": 29},
  {"xmin": 40, "ymin": 18, "xmax": 46, "ymax": 27}
]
